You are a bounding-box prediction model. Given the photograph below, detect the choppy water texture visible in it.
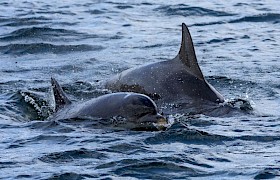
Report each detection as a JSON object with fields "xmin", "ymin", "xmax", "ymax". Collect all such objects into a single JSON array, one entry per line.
[{"xmin": 0, "ymin": 0, "xmax": 280, "ymax": 179}]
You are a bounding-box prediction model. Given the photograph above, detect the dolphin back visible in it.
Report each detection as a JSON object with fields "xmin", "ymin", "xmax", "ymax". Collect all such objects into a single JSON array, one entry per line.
[{"xmin": 105, "ymin": 23, "xmax": 224, "ymax": 105}]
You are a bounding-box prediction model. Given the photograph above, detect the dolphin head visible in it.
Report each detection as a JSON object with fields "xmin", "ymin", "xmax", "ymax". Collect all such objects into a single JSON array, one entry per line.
[{"xmin": 121, "ymin": 93, "xmax": 168, "ymax": 130}]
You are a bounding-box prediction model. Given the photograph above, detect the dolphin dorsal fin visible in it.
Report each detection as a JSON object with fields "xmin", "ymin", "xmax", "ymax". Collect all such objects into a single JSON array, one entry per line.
[
  {"xmin": 51, "ymin": 77, "xmax": 71, "ymax": 111},
  {"xmin": 178, "ymin": 23, "xmax": 204, "ymax": 80}
]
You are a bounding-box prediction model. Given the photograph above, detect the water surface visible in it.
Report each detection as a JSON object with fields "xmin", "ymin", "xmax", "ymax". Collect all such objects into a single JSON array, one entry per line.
[{"xmin": 0, "ymin": 0, "xmax": 280, "ymax": 179}]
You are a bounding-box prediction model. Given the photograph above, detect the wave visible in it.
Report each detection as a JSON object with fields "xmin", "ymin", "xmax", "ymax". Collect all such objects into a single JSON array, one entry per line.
[
  {"xmin": 0, "ymin": 16, "xmax": 49, "ymax": 27},
  {"xmin": 96, "ymin": 158, "xmax": 208, "ymax": 178},
  {"xmin": 115, "ymin": 5, "xmax": 134, "ymax": 10},
  {"xmin": 113, "ymin": 161, "xmax": 204, "ymax": 178},
  {"xmin": 192, "ymin": 13, "xmax": 280, "ymax": 27},
  {"xmin": 237, "ymin": 135, "xmax": 280, "ymax": 142},
  {"xmin": 207, "ymin": 37, "xmax": 236, "ymax": 44},
  {"xmin": 85, "ymin": 9, "xmax": 106, "ymax": 15},
  {"xmin": 155, "ymin": 4, "xmax": 234, "ymax": 17},
  {"xmin": 145, "ymin": 127, "xmax": 232, "ymax": 145},
  {"xmin": 145, "ymin": 118, "xmax": 280, "ymax": 144},
  {"xmin": 35, "ymin": 10, "xmax": 76, "ymax": 16},
  {"xmin": 191, "ymin": 21, "xmax": 225, "ymax": 27},
  {"xmin": 230, "ymin": 13, "xmax": 280, "ymax": 23},
  {"xmin": 0, "ymin": 27, "xmax": 91, "ymax": 41},
  {"xmin": 7, "ymin": 134, "xmax": 71, "ymax": 149},
  {"xmin": 48, "ymin": 172, "xmax": 96, "ymax": 179},
  {"xmin": 0, "ymin": 43, "xmax": 104, "ymax": 55},
  {"xmin": 101, "ymin": 143, "xmax": 151, "ymax": 154},
  {"xmin": 39, "ymin": 148, "xmax": 107, "ymax": 163},
  {"xmin": 254, "ymin": 168, "xmax": 280, "ymax": 179}
]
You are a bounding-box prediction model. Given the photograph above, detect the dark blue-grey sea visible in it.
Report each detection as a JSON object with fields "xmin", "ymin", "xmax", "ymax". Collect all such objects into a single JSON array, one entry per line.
[{"xmin": 0, "ymin": 0, "xmax": 279, "ymax": 179}]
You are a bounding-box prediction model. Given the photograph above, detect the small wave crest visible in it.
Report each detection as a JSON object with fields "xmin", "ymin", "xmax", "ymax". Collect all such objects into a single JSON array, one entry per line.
[
  {"xmin": 226, "ymin": 98, "xmax": 253, "ymax": 112},
  {"xmin": 9, "ymin": 90, "xmax": 52, "ymax": 121}
]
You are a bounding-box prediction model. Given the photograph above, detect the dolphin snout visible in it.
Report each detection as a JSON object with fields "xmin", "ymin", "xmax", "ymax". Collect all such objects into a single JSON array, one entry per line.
[
  {"xmin": 139, "ymin": 114, "xmax": 168, "ymax": 130},
  {"xmin": 153, "ymin": 114, "xmax": 168, "ymax": 131}
]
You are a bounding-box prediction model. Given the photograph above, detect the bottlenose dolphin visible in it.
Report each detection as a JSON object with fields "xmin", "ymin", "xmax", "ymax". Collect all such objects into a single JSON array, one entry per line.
[
  {"xmin": 50, "ymin": 78, "xmax": 167, "ymax": 131},
  {"xmin": 105, "ymin": 23, "xmax": 225, "ymax": 115}
]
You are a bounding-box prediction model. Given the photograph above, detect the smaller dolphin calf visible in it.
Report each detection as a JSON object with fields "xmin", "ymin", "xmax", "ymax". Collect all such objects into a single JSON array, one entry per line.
[{"xmin": 50, "ymin": 78, "xmax": 167, "ymax": 131}]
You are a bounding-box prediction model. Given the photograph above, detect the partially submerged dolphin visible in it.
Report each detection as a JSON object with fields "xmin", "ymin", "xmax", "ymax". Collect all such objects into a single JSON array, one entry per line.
[
  {"xmin": 50, "ymin": 78, "xmax": 168, "ymax": 131},
  {"xmin": 105, "ymin": 23, "xmax": 225, "ymax": 115}
]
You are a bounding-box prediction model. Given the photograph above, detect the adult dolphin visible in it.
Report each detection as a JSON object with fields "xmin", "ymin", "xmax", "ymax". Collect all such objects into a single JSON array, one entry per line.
[
  {"xmin": 105, "ymin": 23, "xmax": 226, "ymax": 115},
  {"xmin": 50, "ymin": 78, "xmax": 168, "ymax": 131}
]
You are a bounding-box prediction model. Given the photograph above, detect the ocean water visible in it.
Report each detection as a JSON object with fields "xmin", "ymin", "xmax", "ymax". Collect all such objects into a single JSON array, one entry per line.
[{"xmin": 0, "ymin": 0, "xmax": 280, "ymax": 179}]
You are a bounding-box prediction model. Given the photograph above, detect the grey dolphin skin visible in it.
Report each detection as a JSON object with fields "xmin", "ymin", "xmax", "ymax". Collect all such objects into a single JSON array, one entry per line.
[
  {"xmin": 50, "ymin": 78, "xmax": 167, "ymax": 131},
  {"xmin": 105, "ymin": 23, "xmax": 225, "ymax": 114}
]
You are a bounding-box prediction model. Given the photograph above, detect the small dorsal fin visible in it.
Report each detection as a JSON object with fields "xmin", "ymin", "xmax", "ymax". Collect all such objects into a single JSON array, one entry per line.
[
  {"xmin": 51, "ymin": 77, "xmax": 71, "ymax": 111},
  {"xmin": 177, "ymin": 23, "xmax": 204, "ymax": 80}
]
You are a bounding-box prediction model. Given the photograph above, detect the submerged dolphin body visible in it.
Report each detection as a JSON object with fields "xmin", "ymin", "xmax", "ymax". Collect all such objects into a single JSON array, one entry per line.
[
  {"xmin": 105, "ymin": 23, "xmax": 226, "ymax": 115},
  {"xmin": 50, "ymin": 78, "xmax": 167, "ymax": 131}
]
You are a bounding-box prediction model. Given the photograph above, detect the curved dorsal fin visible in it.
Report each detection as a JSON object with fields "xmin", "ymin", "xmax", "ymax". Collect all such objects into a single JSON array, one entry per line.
[
  {"xmin": 177, "ymin": 23, "xmax": 204, "ymax": 80},
  {"xmin": 51, "ymin": 77, "xmax": 71, "ymax": 111}
]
